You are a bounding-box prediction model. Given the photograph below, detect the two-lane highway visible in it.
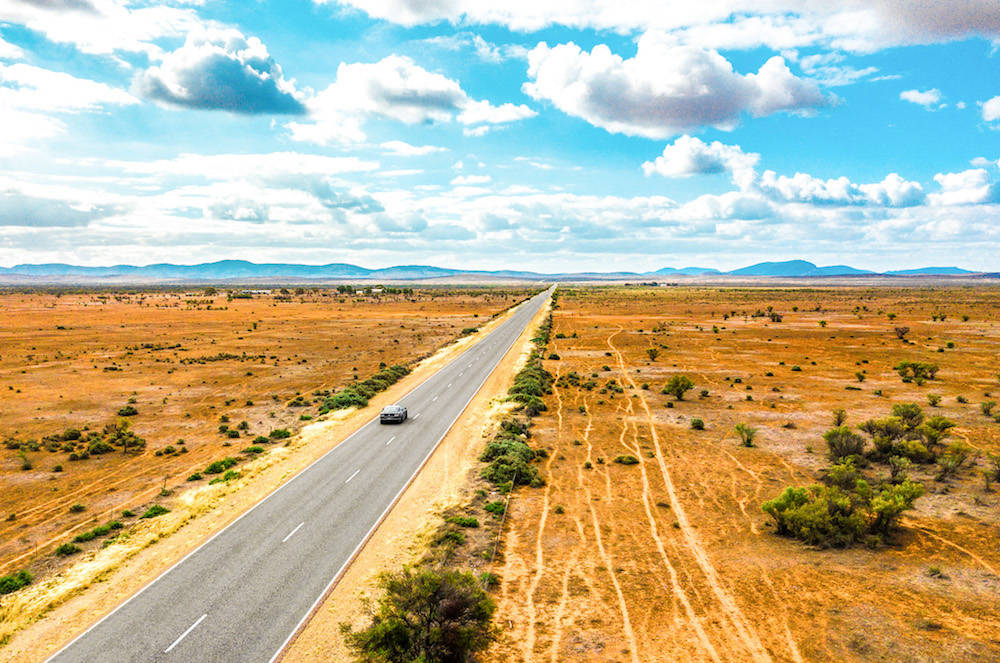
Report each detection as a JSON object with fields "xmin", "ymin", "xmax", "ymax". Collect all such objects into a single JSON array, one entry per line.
[{"xmin": 48, "ymin": 286, "xmax": 554, "ymax": 663}]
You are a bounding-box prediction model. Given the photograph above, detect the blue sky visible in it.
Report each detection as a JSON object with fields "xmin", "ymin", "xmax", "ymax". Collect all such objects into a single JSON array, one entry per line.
[{"xmin": 1, "ymin": 0, "xmax": 998, "ymax": 272}]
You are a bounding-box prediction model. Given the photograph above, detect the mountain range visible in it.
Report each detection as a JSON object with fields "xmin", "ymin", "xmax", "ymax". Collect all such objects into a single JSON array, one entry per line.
[{"xmin": 0, "ymin": 259, "xmax": 985, "ymax": 282}]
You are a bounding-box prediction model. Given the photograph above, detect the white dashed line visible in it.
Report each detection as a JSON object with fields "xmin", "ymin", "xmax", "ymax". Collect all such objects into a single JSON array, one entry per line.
[
  {"xmin": 413, "ymin": 413, "xmax": 420, "ymax": 419},
  {"xmin": 165, "ymin": 614, "xmax": 207, "ymax": 653},
  {"xmin": 282, "ymin": 522, "xmax": 304, "ymax": 543},
  {"xmin": 432, "ymin": 396, "xmax": 438, "ymax": 402},
  {"xmin": 386, "ymin": 436, "xmax": 395, "ymax": 446},
  {"xmin": 345, "ymin": 469, "xmax": 360, "ymax": 484}
]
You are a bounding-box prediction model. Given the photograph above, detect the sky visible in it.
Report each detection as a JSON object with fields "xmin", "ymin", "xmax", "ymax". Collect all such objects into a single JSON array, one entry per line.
[{"xmin": 1, "ymin": 0, "xmax": 999, "ymax": 273}]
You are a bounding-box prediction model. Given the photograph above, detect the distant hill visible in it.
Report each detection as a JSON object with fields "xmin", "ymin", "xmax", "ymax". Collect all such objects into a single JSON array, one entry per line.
[
  {"xmin": 0, "ymin": 260, "xmax": 987, "ymax": 282},
  {"xmin": 884, "ymin": 267, "xmax": 973, "ymax": 276},
  {"xmin": 726, "ymin": 260, "xmax": 874, "ymax": 277}
]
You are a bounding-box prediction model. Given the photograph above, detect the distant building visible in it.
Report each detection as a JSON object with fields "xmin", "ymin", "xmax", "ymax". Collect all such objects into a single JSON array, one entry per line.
[{"xmin": 240, "ymin": 289, "xmax": 272, "ymax": 295}]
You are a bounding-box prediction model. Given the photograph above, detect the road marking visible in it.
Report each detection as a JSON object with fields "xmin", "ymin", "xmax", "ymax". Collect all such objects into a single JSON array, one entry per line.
[
  {"xmin": 447, "ymin": 383, "xmax": 452, "ymax": 388},
  {"xmin": 386, "ymin": 435, "xmax": 396, "ymax": 446},
  {"xmin": 413, "ymin": 413, "xmax": 420, "ymax": 419},
  {"xmin": 282, "ymin": 522, "xmax": 305, "ymax": 543},
  {"xmin": 432, "ymin": 395, "xmax": 438, "ymax": 402},
  {"xmin": 345, "ymin": 469, "xmax": 360, "ymax": 484},
  {"xmin": 165, "ymin": 614, "xmax": 207, "ymax": 653}
]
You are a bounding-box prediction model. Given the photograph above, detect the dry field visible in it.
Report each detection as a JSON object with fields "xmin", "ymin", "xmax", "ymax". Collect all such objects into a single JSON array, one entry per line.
[
  {"xmin": 0, "ymin": 287, "xmax": 527, "ymax": 578},
  {"xmin": 489, "ymin": 286, "xmax": 1000, "ymax": 663}
]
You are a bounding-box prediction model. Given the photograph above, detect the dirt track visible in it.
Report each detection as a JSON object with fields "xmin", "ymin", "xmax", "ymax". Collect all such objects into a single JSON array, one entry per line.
[{"xmin": 488, "ymin": 287, "xmax": 1000, "ymax": 662}]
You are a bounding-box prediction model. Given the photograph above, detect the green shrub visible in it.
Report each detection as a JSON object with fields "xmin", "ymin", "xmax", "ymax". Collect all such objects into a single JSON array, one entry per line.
[
  {"xmin": 447, "ymin": 516, "xmax": 480, "ymax": 528},
  {"xmin": 735, "ymin": 423, "xmax": 757, "ymax": 447},
  {"xmin": 187, "ymin": 472, "xmax": 203, "ymax": 481},
  {"xmin": 117, "ymin": 405, "xmax": 138, "ymax": 417},
  {"xmin": 140, "ymin": 505, "xmax": 170, "ymax": 519},
  {"xmin": 226, "ymin": 429, "xmax": 240, "ymax": 439},
  {"xmin": 342, "ymin": 567, "xmax": 496, "ymax": 663},
  {"xmin": 56, "ymin": 543, "xmax": 81, "ymax": 556},
  {"xmin": 823, "ymin": 426, "xmax": 866, "ymax": 461},
  {"xmin": 242, "ymin": 445, "xmax": 265, "ymax": 455},
  {"xmin": 205, "ymin": 457, "xmax": 238, "ymax": 474},
  {"xmin": 762, "ymin": 478, "xmax": 923, "ymax": 548},
  {"xmin": 0, "ymin": 570, "xmax": 32, "ymax": 595},
  {"xmin": 690, "ymin": 418, "xmax": 705, "ymax": 430},
  {"xmin": 69, "ymin": 503, "xmax": 85, "ymax": 513},
  {"xmin": 87, "ymin": 440, "xmax": 114, "ymax": 455},
  {"xmin": 268, "ymin": 428, "xmax": 292, "ymax": 440},
  {"xmin": 484, "ymin": 501, "xmax": 506, "ymax": 516},
  {"xmin": 613, "ymin": 455, "xmax": 639, "ymax": 465},
  {"xmin": 894, "ymin": 361, "xmax": 939, "ymax": 383},
  {"xmin": 663, "ymin": 375, "xmax": 694, "ymax": 401}
]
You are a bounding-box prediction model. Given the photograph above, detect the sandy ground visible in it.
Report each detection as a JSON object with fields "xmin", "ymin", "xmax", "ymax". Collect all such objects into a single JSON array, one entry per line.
[
  {"xmin": 280, "ymin": 292, "xmax": 552, "ymax": 661},
  {"xmin": 487, "ymin": 286, "xmax": 1000, "ymax": 663},
  {"xmin": 0, "ymin": 290, "xmax": 534, "ymax": 660}
]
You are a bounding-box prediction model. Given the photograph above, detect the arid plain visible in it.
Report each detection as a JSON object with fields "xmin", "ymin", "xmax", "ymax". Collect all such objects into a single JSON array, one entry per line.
[
  {"xmin": 0, "ymin": 288, "xmax": 527, "ymax": 580},
  {"xmin": 488, "ymin": 286, "xmax": 1000, "ymax": 663}
]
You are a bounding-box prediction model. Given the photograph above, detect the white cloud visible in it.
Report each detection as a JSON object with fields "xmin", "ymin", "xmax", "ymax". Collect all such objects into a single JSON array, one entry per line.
[
  {"xmin": 900, "ymin": 88, "xmax": 942, "ymax": 108},
  {"xmin": 287, "ymin": 55, "xmax": 534, "ymax": 144},
  {"xmin": 523, "ymin": 36, "xmax": 827, "ymax": 139},
  {"xmin": 757, "ymin": 169, "xmax": 925, "ymax": 207},
  {"xmin": 983, "ymin": 96, "xmax": 1000, "ymax": 122},
  {"xmin": 380, "ymin": 141, "xmax": 447, "ymax": 156},
  {"xmin": 450, "ymin": 174, "xmax": 492, "ymax": 186},
  {"xmin": 133, "ymin": 28, "xmax": 305, "ymax": 114},
  {"xmin": 1, "ymin": 62, "xmax": 138, "ymax": 113},
  {"xmin": 323, "ymin": 1, "xmax": 1000, "ymax": 52},
  {"xmin": 642, "ymin": 136, "xmax": 759, "ymax": 189},
  {"xmin": 930, "ymin": 169, "xmax": 999, "ymax": 205},
  {"xmin": 0, "ymin": 0, "xmax": 204, "ymax": 57},
  {"xmin": 0, "ymin": 110, "xmax": 65, "ymax": 155},
  {"xmin": 0, "ymin": 37, "xmax": 24, "ymax": 60},
  {"xmin": 100, "ymin": 152, "xmax": 379, "ymax": 180}
]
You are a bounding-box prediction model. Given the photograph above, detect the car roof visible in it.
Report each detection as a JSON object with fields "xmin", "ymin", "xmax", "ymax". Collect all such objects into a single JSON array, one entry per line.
[{"xmin": 382, "ymin": 405, "xmax": 405, "ymax": 412}]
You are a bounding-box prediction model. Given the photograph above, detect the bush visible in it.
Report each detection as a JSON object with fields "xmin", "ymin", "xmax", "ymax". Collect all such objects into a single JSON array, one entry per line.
[
  {"xmin": 894, "ymin": 361, "xmax": 939, "ymax": 383},
  {"xmin": 140, "ymin": 505, "xmax": 170, "ymax": 519},
  {"xmin": 613, "ymin": 455, "xmax": 640, "ymax": 465},
  {"xmin": 0, "ymin": 569, "xmax": 32, "ymax": 595},
  {"xmin": 242, "ymin": 445, "xmax": 265, "ymax": 455},
  {"xmin": 226, "ymin": 429, "xmax": 240, "ymax": 439},
  {"xmin": 342, "ymin": 567, "xmax": 496, "ymax": 663},
  {"xmin": 205, "ymin": 457, "xmax": 238, "ymax": 474},
  {"xmin": 447, "ymin": 516, "xmax": 480, "ymax": 528},
  {"xmin": 269, "ymin": 428, "xmax": 292, "ymax": 440},
  {"xmin": 484, "ymin": 501, "xmax": 506, "ymax": 517},
  {"xmin": 187, "ymin": 472, "xmax": 203, "ymax": 481},
  {"xmin": 690, "ymin": 418, "xmax": 705, "ymax": 430},
  {"xmin": 117, "ymin": 405, "xmax": 139, "ymax": 417},
  {"xmin": 56, "ymin": 543, "xmax": 81, "ymax": 556},
  {"xmin": 663, "ymin": 375, "xmax": 694, "ymax": 401},
  {"xmin": 762, "ymin": 478, "xmax": 923, "ymax": 548},
  {"xmin": 823, "ymin": 426, "xmax": 866, "ymax": 461},
  {"xmin": 87, "ymin": 440, "xmax": 114, "ymax": 455},
  {"xmin": 69, "ymin": 503, "xmax": 86, "ymax": 513},
  {"xmin": 735, "ymin": 423, "xmax": 757, "ymax": 447}
]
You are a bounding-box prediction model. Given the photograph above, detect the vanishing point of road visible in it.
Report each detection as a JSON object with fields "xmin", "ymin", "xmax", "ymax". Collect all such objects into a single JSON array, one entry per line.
[{"xmin": 48, "ymin": 286, "xmax": 554, "ymax": 663}]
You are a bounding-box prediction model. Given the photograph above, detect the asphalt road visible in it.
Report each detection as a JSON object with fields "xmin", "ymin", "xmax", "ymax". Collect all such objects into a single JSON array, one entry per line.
[{"xmin": 47, "ymin": 286, "xmax": 553, "ymax": 663}]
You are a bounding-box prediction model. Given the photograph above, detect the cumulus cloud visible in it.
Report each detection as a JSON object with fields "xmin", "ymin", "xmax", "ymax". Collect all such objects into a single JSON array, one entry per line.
[
  {"xmin": 0, "ymin": 189, "xmax": 120, "ymax": 227},
  {"xmin": 287, "ymin": 55, "xmax": 534, "ymax": 144},
  {"xmin": 983, "ymin": 96, "xmax": 1000, "ymax": 123},
  {"xmin": 757, "ymin": 170, "xmax": 925, "ymax": 207},
  {"xmin": 930, "ymin": 169, "xmax": 1000, "ymax": 206},
  {"xmin": 134, "ymin": 28, "xmax": 305, "ymax": 114},
  {"xmin": 523, "ymin": 36, "xmax": 827, "ymax": 139},
  {"xmin": 642, "ymin": 136, "xmax": 759, "ymax": 188},
  {"xmin": 900, "ymin": 88, "xmax": 942, "ymax": 109},
  {"xmin": 323, "ymin": 1, "xmax": 1000, "ymax": 52}
]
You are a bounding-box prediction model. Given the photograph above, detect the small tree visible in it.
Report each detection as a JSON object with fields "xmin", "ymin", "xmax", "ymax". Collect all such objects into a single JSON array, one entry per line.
[
  {"xmin": 342, "ymin": 567, "xmax": 496, "ymax": 663},
  {"xmin": 646, "ymin": 347, "xmax": 660, "ymax": 362},
  {"xmin": 823, "ymin": 426, "xmax": 866, "ymax": 461},
  {"xmin": 663, "ymin": 375, "xmax": 694, "ymax": 401},
  {"xmin": 735, "ymin": 423, "xmax": 757, "ymax": 447},
  {"xmin": 832, "ymin": 408, "xmax": 847, "ymax": 426},
  {"xmin": 894, "ymin": 326, "xmax": 910, "ymax": 341}
]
